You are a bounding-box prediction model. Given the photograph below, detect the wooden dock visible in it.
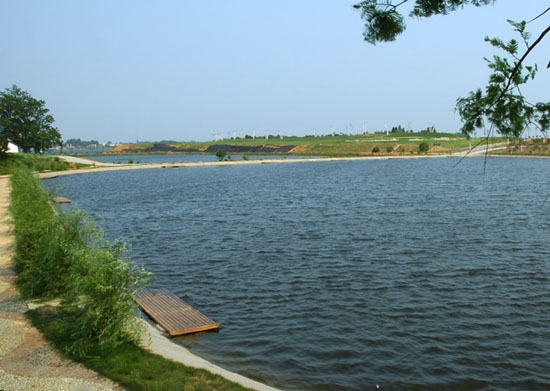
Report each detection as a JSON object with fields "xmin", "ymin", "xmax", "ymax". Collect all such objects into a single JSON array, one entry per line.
[
  {"xmin": 135, "ymin": 289, "xmax": 219, "ymax": 336},
  {"xmin": 53, "ymin": 197, "xmax": 72, "ymax": 204}
]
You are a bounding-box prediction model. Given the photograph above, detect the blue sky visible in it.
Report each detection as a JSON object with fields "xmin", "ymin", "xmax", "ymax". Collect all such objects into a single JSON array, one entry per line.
[{"xmin": 1, "ymin": 1, "xmax": 548, "ymax": 142}]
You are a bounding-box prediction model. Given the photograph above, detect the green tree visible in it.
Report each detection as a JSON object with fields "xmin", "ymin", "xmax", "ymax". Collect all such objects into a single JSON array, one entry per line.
[
  {"xmin": 419, "ymin": 141, "xmax": 430, "ymax": 153},
  {"xmin": 216, "ymin": 150, "xmax": 226, "ymax": 161},
  {"xmin": 0, "ymin": 85, "xmax": 62, "ymax": 154},
  {"xmin": 353, "ymin": 1, "xmax": 550, "ymax": 138}
]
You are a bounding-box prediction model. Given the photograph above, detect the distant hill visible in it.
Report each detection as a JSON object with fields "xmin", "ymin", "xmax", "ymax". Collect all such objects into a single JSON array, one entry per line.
[{"xmin": 102, "ymin": 133, "xmax": 506, "ymax": 157}]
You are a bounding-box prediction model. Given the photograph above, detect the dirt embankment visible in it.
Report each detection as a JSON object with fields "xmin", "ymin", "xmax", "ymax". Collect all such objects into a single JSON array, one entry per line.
[
  {"xmin": 204, "ymin": 144, "xmax": 295, "ymax": 153},
  {"xmin": 110, "ymin": 143, "xmax": 296, "ymax": 154}
]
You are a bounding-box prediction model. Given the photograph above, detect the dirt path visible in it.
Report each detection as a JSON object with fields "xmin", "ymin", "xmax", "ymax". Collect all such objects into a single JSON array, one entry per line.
[
  {"xmin": 0, "ymin": 177, "xmax": 120, "ymax": 391},
  {"xmin": 54, "ymin": 155, "xmax": 119, "ymax": 167}
]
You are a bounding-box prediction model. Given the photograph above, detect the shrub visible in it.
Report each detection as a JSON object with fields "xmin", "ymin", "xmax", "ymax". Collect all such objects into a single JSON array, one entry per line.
[
  {"xmin": 10, "ymin": 166, "xmax": 56, "ymax": 297},
  {"xmin": 215, "ymin": 150, "xmax": 226, "ymax": 161},
  {"xmin": 386, "ymin": 146, "xmax": 394, "ymax": 153},
  {"xmin": 419, "ymin": 142, "xmax": 430, "ymax": 153},
  {"xmin": 58, "ymin": 239, "xmax": 149, "ymax": 356},
  {"xmin": 372, "ymin": 146, "xmax": 380, "ymax": 153},
  {"xmin": 10, "ymin": 166, "xmax": 150, "ymax": 356}
]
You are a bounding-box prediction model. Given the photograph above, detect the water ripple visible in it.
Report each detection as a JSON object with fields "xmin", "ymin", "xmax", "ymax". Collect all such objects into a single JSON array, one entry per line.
[{"xmin": 46, "ymin": 157, "xmax": 550, "ymax": 391}]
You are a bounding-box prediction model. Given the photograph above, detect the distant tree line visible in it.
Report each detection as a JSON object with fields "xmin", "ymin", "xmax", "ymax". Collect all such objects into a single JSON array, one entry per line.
[
  {"xmin": 373, "ymin": 125, "xmax": 438, "ymax": 134},
  {"xmin": 64, "ymin": 138, "xmax": 101, "ymax": 148}
]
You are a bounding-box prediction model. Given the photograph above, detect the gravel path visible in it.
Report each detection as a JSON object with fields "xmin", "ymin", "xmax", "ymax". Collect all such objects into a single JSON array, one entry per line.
[
  {"xmin": 54, "ymin": 155, "xmax": 119, "ymax": 167},
  {"xmin": 0, "ymin": 177, "xmax": 120, "ymax": 391}
]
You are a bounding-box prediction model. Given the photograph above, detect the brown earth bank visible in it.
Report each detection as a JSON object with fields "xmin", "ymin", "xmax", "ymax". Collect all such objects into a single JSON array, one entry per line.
[{"xmin": 108, "ymin": 143, "xmax": 296, "ymax": 154}]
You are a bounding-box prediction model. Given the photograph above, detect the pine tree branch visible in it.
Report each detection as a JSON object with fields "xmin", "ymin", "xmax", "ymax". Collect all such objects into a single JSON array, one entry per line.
[
  {"xmin": 393, "ymin": 0, "xmax": 409, "ymax": 9},
  {"xmin": 528, "ymin": 6, "xmax": 550, "ymax": 24},
  {"xmin": 452, "ymin": 136, "xmax": 488, "ymax": 168},
  {"xmin": 496, "ymin": 25, "xmax": 550, "ymax": 104}
]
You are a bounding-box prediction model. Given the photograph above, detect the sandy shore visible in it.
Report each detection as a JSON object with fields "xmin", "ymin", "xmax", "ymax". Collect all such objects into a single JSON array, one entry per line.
[{"xmin": 40, "ymin": 154, "xmax": 455, "ymax": 179}]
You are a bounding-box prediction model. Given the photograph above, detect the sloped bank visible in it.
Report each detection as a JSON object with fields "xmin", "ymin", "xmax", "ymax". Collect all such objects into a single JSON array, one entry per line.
[{"xmin": 112, "ymin": 143, "xmax": 296, "ymax": 154}]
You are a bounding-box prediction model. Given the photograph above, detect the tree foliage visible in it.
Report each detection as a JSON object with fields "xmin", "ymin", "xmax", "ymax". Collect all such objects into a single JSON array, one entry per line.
[
  {"xmin": 419, "ymin": 141, "xmax": 430, "ymax": 153},
  {"xmin": 0, "ymin": 85, "xmax": 62, "ymax": 154},
  {"xmin": 353, "ymin": 1, "xmax": 550, "ymax": 138},
  {"xmin": 65, "ymin": 138, "xmax": 100, "ymax": 148},
  {"xmin": 216, "ymin": 150, "xmax": 226, "ymax": 161},
  {"xmin": 353, "ymin": 0, "xmax": 494, "ymax": 44},
  {"xmin": 456, "ymin": 21, "xmax": 550, "ymax": 137}
]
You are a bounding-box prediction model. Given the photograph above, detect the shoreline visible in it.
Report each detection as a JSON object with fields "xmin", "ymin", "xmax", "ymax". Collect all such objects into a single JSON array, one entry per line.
[
  {"xmin": 39, "ymin": 154, "xmax": 449, "ymax": 179},
  {"xmin": 40, "ymin": 153, "xmax": 550, "ymax": 180},
  {"xmin": 141, "ymin": 320, "xmax": 281, "ymax": 391}
]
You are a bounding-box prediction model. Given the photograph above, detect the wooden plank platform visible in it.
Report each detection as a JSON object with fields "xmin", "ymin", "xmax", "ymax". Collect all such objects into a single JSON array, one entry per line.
[
  {"xmin": 135, "ymin": 289, "xmax": 219, "ymax": 336},
  {"xmin": 53, "ymin": 197, "xmax": 72, "ymax": 204}
]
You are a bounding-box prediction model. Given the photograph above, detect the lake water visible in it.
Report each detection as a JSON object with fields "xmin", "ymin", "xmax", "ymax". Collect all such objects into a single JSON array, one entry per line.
[
  {"xmin": 44, "ymin": 157, "xmax": 550, "ymax": 391},
  {"xmin": 88, "ymin": 154, "xmax": 319, "ymax": 164}
]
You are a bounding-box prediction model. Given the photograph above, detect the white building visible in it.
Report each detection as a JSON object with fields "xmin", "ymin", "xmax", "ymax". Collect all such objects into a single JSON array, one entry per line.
[{"xmin": 7, "ymin": 142, "xmax": 19, "ymax": 153}]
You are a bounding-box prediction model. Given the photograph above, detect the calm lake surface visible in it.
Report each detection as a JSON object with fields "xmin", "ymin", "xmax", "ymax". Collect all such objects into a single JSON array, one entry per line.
[{"xmin": 45, "ymin": 157, "xmax": 550, "ymax": 391}]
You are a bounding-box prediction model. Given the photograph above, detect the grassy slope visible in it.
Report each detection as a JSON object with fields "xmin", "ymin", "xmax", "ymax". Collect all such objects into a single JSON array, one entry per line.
[
  {"xmin": 112, "ymin": 133, "xmax": 505, "ymax": 157},
  {"xmin": 28, "ymin": 307, "xmax": 253, "ymax": 391},
  {"xmin": 0, "ymin": 153, "xmax": 81, "ymax": 174}
]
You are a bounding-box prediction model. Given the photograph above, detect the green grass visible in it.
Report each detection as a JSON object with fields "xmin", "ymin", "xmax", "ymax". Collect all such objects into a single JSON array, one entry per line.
[
  {"xmin": 0, "ymin": 153, "xmax": 75, "ymax": 174},
  {"xmin": 28, "ymin": 307, "xmax": 253, "ymax": 391},
  {"xmin": 108, "ymin": 133, "xmax": 507, "ymax": 157}
]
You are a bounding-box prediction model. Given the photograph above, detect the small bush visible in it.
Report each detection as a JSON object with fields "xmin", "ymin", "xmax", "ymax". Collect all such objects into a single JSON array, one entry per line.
[
  {"xmin": 372, "ymin": 146, "xmax": 380, "ymax": 153},
  {"xmin": 58, "ymin": 240, "xmax": 149, "ymax": 356},
  {"xmin": 215, "ymin": 150, "xmax": 226, "ymax": 161},
  {"xmin": 419, "ymin": 142, "xmax": 430, "ymax": 153},
  {"xmin": 386, "ymin": 146, "xmax": 394, "ymax": 153}
]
